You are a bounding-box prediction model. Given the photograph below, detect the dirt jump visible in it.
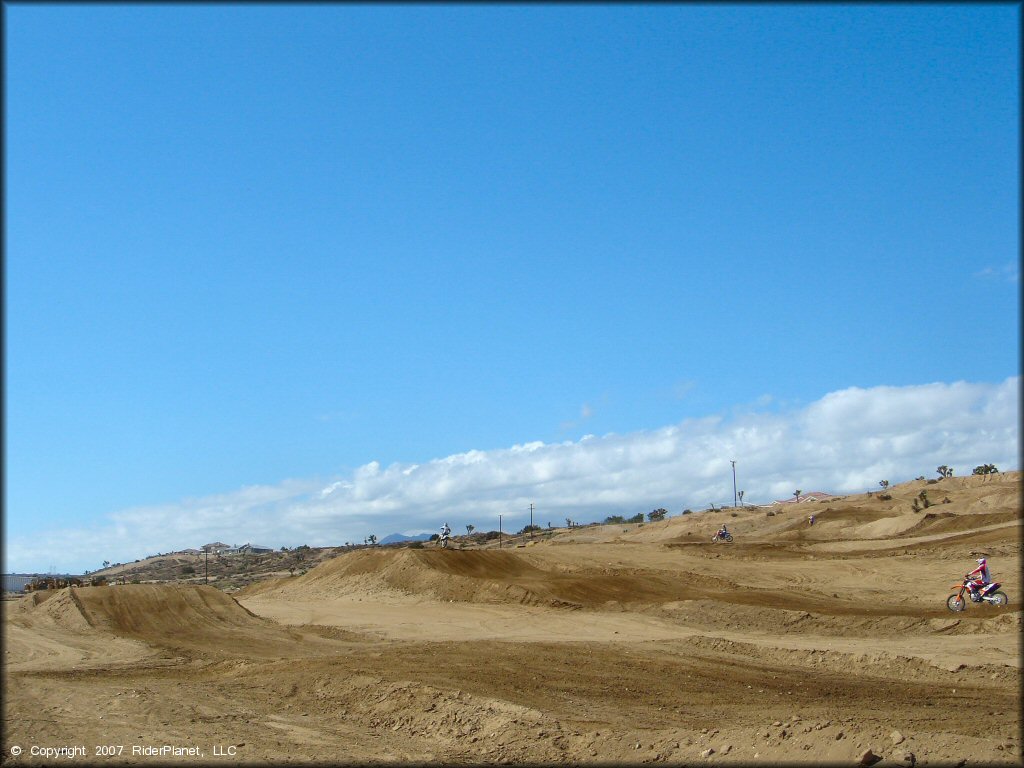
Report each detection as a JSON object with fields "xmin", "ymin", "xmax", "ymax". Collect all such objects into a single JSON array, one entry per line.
[{"xmin": 3, "ymin": 472, "xmax": 1020, "ymax": 764}]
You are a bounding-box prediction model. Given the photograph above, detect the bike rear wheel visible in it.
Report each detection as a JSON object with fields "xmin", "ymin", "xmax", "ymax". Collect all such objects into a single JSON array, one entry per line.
[
  {"xmin": 987, "ymin": 591, "xmax": 1008, "ymax": 607},
  {"xmin": 947, "ymin": 593, "xmax": 967, "ymax": 612},
  {"xmin": 724, "ymin": 534, "xmax": 733, "ymax": 542}
]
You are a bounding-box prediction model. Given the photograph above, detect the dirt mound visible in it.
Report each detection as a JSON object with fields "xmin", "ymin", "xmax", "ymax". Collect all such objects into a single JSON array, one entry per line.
[
  {"xmin": 22, "ymin": 584, "xmax": 273, "ymax": 642},
  {"xmin": 902, "ymin": 510, "xmax": 1019, "ymax": 536},
  {"xmin": 263, "ymin": 548, "xmax": 580, "ymax": 607}
]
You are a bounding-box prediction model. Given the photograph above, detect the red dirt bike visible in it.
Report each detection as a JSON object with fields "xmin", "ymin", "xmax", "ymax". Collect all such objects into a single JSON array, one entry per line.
[{"xmin": 947, "ymin": 577, "xmax": 1008, "ymax": 612}]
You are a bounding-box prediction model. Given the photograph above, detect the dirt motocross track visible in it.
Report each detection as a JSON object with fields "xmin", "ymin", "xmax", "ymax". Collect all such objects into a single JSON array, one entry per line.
[{"xmin": 3, "ymin": 473, "xmax": 1021, "ymax": 765}]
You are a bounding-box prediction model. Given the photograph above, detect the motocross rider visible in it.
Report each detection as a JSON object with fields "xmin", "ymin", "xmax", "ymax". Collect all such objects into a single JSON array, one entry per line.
[
  {"xmin": 440, "ymin": 522, "xmax": 451, "ymax": 541},
  {"xmin": 717, "ymin": 523, "xmax": 729, "ymax": 538},
  {"xmin": 965, "ymin": 557, "xmax": 993, "ymax": 600}
]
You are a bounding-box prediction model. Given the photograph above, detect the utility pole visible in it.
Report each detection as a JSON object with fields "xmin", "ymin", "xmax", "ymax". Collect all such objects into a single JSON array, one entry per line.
[
  {"xmin": 529, "ymin": 503, "xmax": 534, "ymax": 540},
  {"xmin": 204, "ymin": 549, "xmax": 209, "ymax": 584},
  {"xmin": 498, "ymin": 514, "xmax": 502, "ymax": 549},
  {"xmin": 731, "ymin": 461, "xmax": 738, "ymax": 509}
]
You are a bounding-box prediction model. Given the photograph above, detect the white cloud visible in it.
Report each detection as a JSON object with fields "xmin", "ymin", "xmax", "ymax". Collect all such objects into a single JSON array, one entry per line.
[
  {"xmin": 974, "ymin": 263, "xmax": 1019, "ymax": 283},
  {"xmin": 5, "ymin": 377, "xmax": 1019, "ymax": 574}
]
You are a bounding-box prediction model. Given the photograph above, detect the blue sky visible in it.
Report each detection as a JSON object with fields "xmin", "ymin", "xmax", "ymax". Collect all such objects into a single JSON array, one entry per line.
[{"xmin": 5, "ymin": 4, "xmax": 1019, "ymax": 573}]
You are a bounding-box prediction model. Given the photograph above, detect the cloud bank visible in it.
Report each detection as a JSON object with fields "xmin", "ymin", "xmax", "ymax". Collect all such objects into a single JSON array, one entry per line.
[{"xmin": 7, "ymin": 377, "xmax": 1019, "ymax": 573}]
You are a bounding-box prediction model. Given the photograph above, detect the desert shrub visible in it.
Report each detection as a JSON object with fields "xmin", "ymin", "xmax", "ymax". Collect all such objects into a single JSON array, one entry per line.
[
  {"xmin": 878, "ymin": 493, "xmax": 892, "ymax": 501},
  {"xmin": 681, "ymin": 509, "xmax": 692, "ymax": 515},
  {"xmin": 181, "ymin": 565, "xmax": 195, "ymax": 575},
  {"xmin": 730, "ymin": 512, "xmax": 738, "ymax": 517},
  {"xmin": 766, "ymin": 510, "xmax": 776, "ymax": 517},
  {"xmin": 628, "ymin": 513, "xmax": 644, "ymax": 524},
  {"xmin": 603, "ymin": 515, "xmax": 626, "ymax": 525}
]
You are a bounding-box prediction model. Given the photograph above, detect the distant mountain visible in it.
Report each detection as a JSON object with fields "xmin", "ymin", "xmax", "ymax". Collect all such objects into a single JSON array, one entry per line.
[{"xmin": 379, "ymin": 532, "xmax": 433, "ymax": 545}]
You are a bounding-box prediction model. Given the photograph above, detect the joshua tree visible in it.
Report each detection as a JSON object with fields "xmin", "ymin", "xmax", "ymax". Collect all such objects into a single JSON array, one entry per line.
[
  {"xmin": 879, "ymin": 480, "xmax": 889, "ymax": 491},
  {"xmin": 367, "ymin": 534, "xmax": 377, "ymax": 546},
  {"xmin": 972, "ymin": 464, "xmax": 999, "ymax": 475},
  {"xmin": 738, "ymin": 490, "xmax": 745, "ymax": 506},
  {"xmin": 466, "ymin": 524, "xmax": 475, "ymax": 535},
  {"xmin": 793, "ymin": 490, "xmax": 802, "ymax": 503},
  {"xmin": 937, "ymin": 465, "xmax": 953, "ymax": 478}
]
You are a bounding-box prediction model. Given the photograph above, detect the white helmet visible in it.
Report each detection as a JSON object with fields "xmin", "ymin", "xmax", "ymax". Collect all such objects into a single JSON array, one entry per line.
[{"xmin": 977, "ymin": 557, "xmax": 987, "ymax": 565}]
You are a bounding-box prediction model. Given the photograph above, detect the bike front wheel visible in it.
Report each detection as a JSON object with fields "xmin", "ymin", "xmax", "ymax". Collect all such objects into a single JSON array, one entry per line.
[{"xmin": 947, "ymin": 593, "xmax": 967, "ymax": 612}]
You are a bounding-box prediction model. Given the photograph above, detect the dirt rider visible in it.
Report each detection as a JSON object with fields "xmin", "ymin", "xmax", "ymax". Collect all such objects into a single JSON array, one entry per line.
[
  {"xmin": 440, "ymin": 522, "xmax": 451, "ymax": 540},
  {"xmin": 965, "ymin": 557, "xmax": 994, "ymax": 600},
  {"xmin": 717, "ymin": 523, "xmax": 729, "ymax": 538}
]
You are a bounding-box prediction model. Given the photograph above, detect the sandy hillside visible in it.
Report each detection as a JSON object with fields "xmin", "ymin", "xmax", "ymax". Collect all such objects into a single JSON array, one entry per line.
[{"xmin": 3, "ymin": 472, "xmax": 1021, "ymax": 765}]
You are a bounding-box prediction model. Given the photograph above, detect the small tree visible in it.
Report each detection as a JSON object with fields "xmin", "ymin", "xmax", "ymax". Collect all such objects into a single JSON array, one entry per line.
[
  {"xmin": 793, "ymin": 490, "xmax": 802, "ymax": 503},
  {"xmin": 367, "ymin": 534, "xmax": 377, "ymax": 546},
  {"xmin": 973, "ymin": 464, "xmax": 999, "ymax": 475},
  {"xmin": 466, "ymin": 524, "xmax": 475, "ymax": 536},
  {"xmin": 879, "ymin": 480, "xmax": 889, "ymax": 491},
  {"xmin": 565, "ymin": 517, "xmax": 573, "ymax": 528},
  {"xmin": 648, "ymin": 508, "xmax": 668, "ymax": 522},
  {"xmin": 937, "ymin": 465, "xmax": 953, "ymax": 479},
  {"xmin": 102, "ymin": 560, "xmax": 110, "ymax": 569}
]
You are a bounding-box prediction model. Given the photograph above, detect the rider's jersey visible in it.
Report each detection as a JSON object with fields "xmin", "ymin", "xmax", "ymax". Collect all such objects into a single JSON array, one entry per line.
[{"xmin": 968, "ymin": 562, "xmax": 991, "ymax": 584}]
